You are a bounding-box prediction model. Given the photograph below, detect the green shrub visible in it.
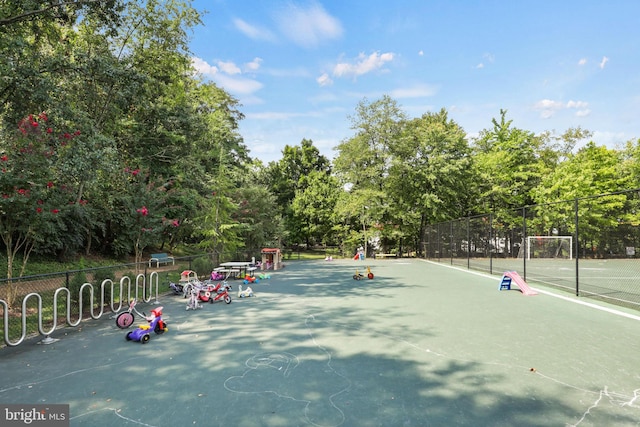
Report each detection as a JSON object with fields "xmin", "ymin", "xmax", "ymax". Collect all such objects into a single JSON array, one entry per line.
[
  {"xmin": 93, "ymin": 267, "xmax": 115, "ymax": 304},
  {"xmin": 68, "ymin": 270, "xmax": 90, "ymax": 310},
  {"xmin": 191, "ymin": 256, "xmax": 212, "ymax": 278}
]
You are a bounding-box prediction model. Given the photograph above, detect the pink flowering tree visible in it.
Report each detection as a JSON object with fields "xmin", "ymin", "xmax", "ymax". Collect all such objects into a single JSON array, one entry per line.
[
  {"xmin": 112, "ymin": 167, "xmax": 179, "ymax": 270},
  {"xmin": 0, "ymin": 113, "xmax": 78, "ymax": 307}
]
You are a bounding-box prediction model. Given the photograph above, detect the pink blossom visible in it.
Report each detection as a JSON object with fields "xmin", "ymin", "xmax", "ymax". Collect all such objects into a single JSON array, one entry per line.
[{"xmin": 136, "ymin": 206, "xmax": 149, "ymax": 216}]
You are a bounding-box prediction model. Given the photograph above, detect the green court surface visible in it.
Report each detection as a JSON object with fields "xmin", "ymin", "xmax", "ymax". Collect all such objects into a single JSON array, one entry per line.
[{"xmin": 1, "ymin": 259, "xmax": 640, "ymax": 426}]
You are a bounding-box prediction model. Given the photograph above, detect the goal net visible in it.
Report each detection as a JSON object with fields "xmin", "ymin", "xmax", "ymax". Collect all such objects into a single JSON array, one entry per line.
[{"xmin": 527, "ymin": 236, "xmax": 573, "ymax": 260}]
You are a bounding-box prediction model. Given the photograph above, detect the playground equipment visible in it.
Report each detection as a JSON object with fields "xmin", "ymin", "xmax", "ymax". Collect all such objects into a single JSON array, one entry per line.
[
  {"xmin": 204, "ymin": 282, "xmax": 232, "ymax": 304},
  {"xmin": 169, "ymin": 269, "xmax": 200, "ymax": 295},
  {"xmin": 184, "ymin": 283, "xmax": 203, "ymax": 310},
  {"xmin": 498, "ymin": 271, "xmax": 538, "ymax": 296},
  {"xmin": 238, "ymin": 284, "xmax": 254, "ymax": 298},
  {"xmin": 261, "ymin": 248, "xmax": 283, "ymax": 270},
  {"xmin": 125, "ymin": 306, "xmax": 168, "ymax": 343},
  {"xmin": 353, "ymin": 266, "xmax": 374, "ymax": 280},
  {"xmin": 115, "ymin": 299, "xmax": 145, "ymax": 329},
  {"xmin": 243, "ymin": 274, "xmax": 259, "ymax": 285},
  {"xmin": 211, "ymin": 270, "xmax": 225, "ymax": 281}
]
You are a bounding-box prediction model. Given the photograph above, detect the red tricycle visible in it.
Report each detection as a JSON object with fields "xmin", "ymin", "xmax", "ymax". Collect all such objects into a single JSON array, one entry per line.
[
  {"xmin": 201, "ymin": 282, "xmax": 232, "ymax": 304},
  {"xmin": 125, "ymin": 306, "xmax": 168, "ymax": 344}
]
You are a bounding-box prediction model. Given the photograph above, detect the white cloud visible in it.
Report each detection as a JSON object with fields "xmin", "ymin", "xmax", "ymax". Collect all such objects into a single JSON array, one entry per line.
[
  {"xmin": 333, "ymin": 52, "xmax": 395, "ymax": 78},
  {"xmin": 390, "ymin": 84, "xmax": 437, "ymax": 99},
  {"xmin": 191, "ymin": 57, "xmax": 218, "ymax": 76},
  {"xmin": 316, "ymin": 73, "xmax": 333, "ymax": 86},
  {"xmin": 275, "ymin": 2, "xmax": 343, "ymax": 48},
  {"xmin": 475, "ymin": 53, "xmax": 494, "ymax": 69},
  {"xmin": 214, "ymin": 74, "xmax": 263, "ymax": 95},
  {"xmin": 591, "ymin": 130, "xmax": 627, "ymax": 148},
  {"xmin": 578, "ymin": 58, "xmax": 587, "ymax": 66},
  {"xmin": 533, "ymin": 99, "xmax": 590, "ymax": 119},
  {"xmin": 534, "ymin": 99, "xmax": 564, "ymax": 111},
  {"xmin": 233, "ymin": 18, "xmax": 276, "ymax": 41},
  {"xmin": 566, "ymin": 100, "xmax": 588, "ymax": 109},
  {"xmin": 191, "ymin": 57, "xmax": 262, "ymax": 96},
  {"xmin": 599, "ymin": 56, "xmax": 609, "ymax": 69},
  {"xmin": 418, "ymin": 50, "xmax": 424, "ymax": 56},
  {"xmin": 217, "ymin": 60, "xmax": 241, "ymax": 75},
  {"xmin": 244, "ymin": 57, "xmax": 263, "ymax": 72}
]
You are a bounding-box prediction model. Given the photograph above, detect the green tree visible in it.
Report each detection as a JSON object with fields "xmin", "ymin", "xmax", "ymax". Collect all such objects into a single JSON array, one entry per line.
[
  {"xmin": 263, "ymin": 138, "xmax": 331, "ymax": 246},
  {"xmin": 333, "ymin": 95, "xmax": 406, "ymax": 255},
  {"xmin": 290, "ymin": 170, "xmax": 340, "ymax": 246},
  {"xmin": 0, "ymin": 113, "xmax": 79, "ymax": 306},
  {"xmin": 531, "ymin": 142, "xmax": 630, "ymax": 249},
  {"xmin": 471, "ymin": 109, "xmax": 544, "ymax": 213},
  {"xmin": 388, "ymin": 109, "xmax": 473, "ymax": 254}
]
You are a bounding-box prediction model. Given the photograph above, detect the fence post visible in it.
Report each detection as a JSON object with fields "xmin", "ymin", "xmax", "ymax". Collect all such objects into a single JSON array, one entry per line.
[
  {"xmin": 522, "ymin": 207, "xmax": 527, "ymax": 280},
  {"xmin": 449, "ymin": 221, "xmax": 453, "ymax": 265},
  {"xmin": 466, "ymin": 216, "xmax": 470, "ymax": 269},
  {"xmin": 574, "ymin": 198, "xmax": 580, "ymax": 296},
  {"xmin": 489, "ymin": 212, "xmax": 493, "ymax": 275}
]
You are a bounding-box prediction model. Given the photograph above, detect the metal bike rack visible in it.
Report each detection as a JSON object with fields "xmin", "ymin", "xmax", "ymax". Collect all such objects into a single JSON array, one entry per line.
[{"xmin": 1, "ymin": 271, "xmax": 161, "ymax": 347}]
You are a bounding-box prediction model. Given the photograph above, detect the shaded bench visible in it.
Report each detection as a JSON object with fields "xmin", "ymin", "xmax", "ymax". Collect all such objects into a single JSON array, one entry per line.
[
  {"xmin": 375, "ymin": 253, "xmax": 397, "ymax": 259},
  {"xmin": 149, "ymin": 253, "xmax": 175, "ymax": 267}
]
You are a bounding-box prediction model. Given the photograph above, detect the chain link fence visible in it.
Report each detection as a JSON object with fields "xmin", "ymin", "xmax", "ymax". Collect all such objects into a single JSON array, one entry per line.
[
  {"xmin": 424, "ymin": 188, "xmax": 640, "ymax": 311},
  {"xmin": 0, "ymin": 253, "xmax": 229, "ymax": 346}
]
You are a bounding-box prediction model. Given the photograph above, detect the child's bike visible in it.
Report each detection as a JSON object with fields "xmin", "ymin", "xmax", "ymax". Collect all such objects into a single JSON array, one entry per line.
[{"xmin": 115, "ymin": 299, "xmax": 146, "ymax": 329}]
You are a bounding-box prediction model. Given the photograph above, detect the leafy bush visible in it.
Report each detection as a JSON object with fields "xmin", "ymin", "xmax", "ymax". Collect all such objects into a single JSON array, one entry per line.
[
  {"xmin": 93, "ymin": 267, "xmax": 116, "ymax": 304},
  {"xmin": 191, "ymin": 256, "xmax": 212, "ymax": 278},
  {"xmin": 68, "ymin": 270, "xmax": 90, "ymax": 310}
]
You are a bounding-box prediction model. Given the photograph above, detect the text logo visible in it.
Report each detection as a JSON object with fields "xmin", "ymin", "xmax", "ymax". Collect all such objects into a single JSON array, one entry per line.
[{"xmin": 0, "ymin": 404, "xmax": 69, "ymax": 426}]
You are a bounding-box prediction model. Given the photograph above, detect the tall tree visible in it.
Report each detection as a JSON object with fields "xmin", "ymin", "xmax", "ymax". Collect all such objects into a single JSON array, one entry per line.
[
  {"xmin": 531, "ymin": 142, "xmax": 630, "ymax": 239},
  {"xmin": 263, "ymin": 138, "xmax": 331, "ymax": 246},
  {"xmin": 333, "ymin": 95, "xmax": 406, "ymax": 255},
  {"xmin": 388, "ymin": 109, "xmax": 473, "ymax": 253},
  {"xmin": 290, "ymin": 170, "xmax": 340, "ymax": 246},
  {"xmin": 0, "ymin": 113, "xmax": 80, "ymax": 306},
  {"xmin": 471, "ymin": 109, "xmax": 545, "ymax": 213}
]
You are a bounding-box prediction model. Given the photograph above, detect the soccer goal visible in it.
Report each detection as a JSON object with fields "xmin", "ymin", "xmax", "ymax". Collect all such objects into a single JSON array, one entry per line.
[{"xmin": 527, "ymin": 236, "xmax": 573, "ymax": 260}]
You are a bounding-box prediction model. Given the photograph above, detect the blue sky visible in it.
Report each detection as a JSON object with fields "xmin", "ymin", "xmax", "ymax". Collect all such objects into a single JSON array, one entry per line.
[{"xmin": 189, "ymin": 0, "xmax": 640, "ymax": 163}]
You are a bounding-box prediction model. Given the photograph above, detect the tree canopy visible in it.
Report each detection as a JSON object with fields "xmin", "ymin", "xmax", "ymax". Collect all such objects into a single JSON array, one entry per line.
[{"xmin": 0, "ymin": 0, "xmax": 638, "ymax": 290}]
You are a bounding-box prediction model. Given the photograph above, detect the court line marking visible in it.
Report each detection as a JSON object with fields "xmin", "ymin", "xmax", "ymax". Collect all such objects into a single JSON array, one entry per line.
[{"xmin": 421, "ymin": 259, "xmax": 640, "ymax": 322}]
